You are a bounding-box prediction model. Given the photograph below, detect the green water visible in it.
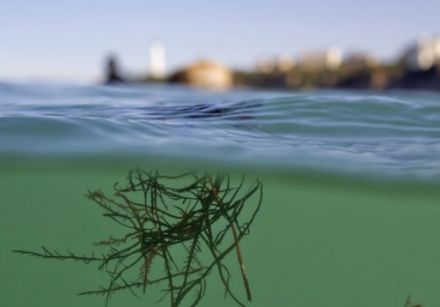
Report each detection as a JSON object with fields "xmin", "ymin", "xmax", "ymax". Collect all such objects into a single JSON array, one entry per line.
[{"xmin": 2, "ymin": 164, "xmax": 439, "ymax": 307}]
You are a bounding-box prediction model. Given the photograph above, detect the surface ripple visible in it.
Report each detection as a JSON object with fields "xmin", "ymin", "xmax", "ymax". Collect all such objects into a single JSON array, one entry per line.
[{"xmin": 1, "ymin": 82, "xmax": 440, "ymax": 179}]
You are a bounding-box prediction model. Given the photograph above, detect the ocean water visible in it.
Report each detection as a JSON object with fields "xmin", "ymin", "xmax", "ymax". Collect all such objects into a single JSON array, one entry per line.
[{"xmin": 1, "ymin": 82, "xmax": 440, "ymax": 307}]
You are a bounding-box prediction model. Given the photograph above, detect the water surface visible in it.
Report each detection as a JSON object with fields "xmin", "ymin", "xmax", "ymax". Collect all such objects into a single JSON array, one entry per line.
[
  {"xmin": 1, "ymin": 82, "xmax": 440, "ymax": 179},
  {"xmin": 1, "ymin": 83, "xmax": 439, "ymax": 307}
]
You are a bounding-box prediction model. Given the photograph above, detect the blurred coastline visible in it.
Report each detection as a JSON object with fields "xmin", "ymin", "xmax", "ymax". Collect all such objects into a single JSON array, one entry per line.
[{"xmin": 104, "ymin": 36, "xmax": 440, "ymax": 91}]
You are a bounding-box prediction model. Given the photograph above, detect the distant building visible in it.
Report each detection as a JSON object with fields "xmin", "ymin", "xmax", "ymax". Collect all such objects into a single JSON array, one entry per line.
[
  {"xmin": 299, "ymin": 48, "xmax": 342, "ymax": 71},
  {"xmin": 256, "ymin": 58, "xmax": 276, "ymax": 74},
  {"xmin": 256, "ymin": 54, "xmax": 294, "ymax": 73},
  {"xmin": 276, "ymin": 54, "xmax": 295, "ymax": 72},
  {"xmin": 149, "ymin": 40, "xmax": 166, "ymax": 79},
  {"xmin": 343, "ymin": 52, "xmax": 378, "ymax": 69},
  {"xmin": 169, "ymin": 60, "xmax": 233, "ymax": 90},
  {"xmin": 402, "ymin": 37, "xmax": 440, "ymax": 71}
]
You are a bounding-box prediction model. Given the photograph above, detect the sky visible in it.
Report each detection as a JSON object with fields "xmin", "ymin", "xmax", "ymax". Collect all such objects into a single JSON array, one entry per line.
[{"xmin": 0, "ymin": 0, "xmax": 439, "ymax": 83}]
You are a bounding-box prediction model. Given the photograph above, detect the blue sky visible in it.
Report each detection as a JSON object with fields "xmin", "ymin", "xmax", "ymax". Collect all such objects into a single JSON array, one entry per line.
[{"xmin": 0, "ymin": 0, "xmax": 439, "ymax": 83}]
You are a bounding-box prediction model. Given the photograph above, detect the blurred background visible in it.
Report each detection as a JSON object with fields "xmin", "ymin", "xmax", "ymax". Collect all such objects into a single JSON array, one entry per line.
[{"xmin": 1, "ymin": 0, "xmax": 439, "ymax": 90}]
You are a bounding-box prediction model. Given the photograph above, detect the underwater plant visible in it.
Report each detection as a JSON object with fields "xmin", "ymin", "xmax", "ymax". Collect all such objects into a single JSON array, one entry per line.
[
  {"xmin": 14, "ymin": 170, "xmax": 263, "ymax": 307},
  {"xmin": 403, "ymin": 295, "xmax": 422, "ymax": 307}
]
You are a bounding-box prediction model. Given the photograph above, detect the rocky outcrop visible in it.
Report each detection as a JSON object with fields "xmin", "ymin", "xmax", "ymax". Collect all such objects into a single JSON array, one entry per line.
[{"xmin": 168, "ymin": 60, "xmax": 233, "ymax": 90}]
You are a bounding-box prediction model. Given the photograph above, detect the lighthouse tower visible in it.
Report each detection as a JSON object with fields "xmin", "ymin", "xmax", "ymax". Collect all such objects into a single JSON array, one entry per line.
[{"xmin": 149, "ymin": 40, "xmax": 166, "ymax": 79}]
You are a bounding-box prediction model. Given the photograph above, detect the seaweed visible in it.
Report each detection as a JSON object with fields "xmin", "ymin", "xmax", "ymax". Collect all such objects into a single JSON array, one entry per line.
[
  {"xmin": 404, "ymin": 295, "xmax": 422, "ymax": 307},
  {"xmin": 13, "ymin": 169, "xmax": 263, "ymax": 307}
]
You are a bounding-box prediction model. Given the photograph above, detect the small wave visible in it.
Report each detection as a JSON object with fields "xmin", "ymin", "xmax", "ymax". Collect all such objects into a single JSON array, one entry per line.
[{"xmin": 1, "ymin": 83, "xmax": 440, "ymax": 179}]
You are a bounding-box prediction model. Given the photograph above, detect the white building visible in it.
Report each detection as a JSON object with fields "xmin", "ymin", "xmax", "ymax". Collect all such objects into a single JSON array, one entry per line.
[
  {"xmin": 402, "ymin": 37, "xmax": 440, "ymax": 71},
  {"xmin": 299, "ymin": 48, "xmax": 342, "ymax": 71},
  {"xmin": 276, "ymin": 54, "xmax": 295, "ymax": 72},
  {"xmin": 149, "ymin": 40, "xmax": 166, "ymax": 79}
]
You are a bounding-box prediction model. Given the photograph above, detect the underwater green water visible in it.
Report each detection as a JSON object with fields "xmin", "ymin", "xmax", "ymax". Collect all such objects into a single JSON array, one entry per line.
[{"xmin": 2, "ymin": 163, "xmax": 440, "ymax": 307}]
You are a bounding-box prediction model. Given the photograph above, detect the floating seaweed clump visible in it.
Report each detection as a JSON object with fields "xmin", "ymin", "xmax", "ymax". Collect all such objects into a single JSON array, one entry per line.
[{"xmin": 14, "ymin": 170, "xmax": 263, "ymax": 307}]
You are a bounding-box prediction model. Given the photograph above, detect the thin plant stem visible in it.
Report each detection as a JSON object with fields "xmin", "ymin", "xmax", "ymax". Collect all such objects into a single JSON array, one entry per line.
[{"xmin": 231, "ymin": 223, "xmax": 252, "ymax": 302}]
